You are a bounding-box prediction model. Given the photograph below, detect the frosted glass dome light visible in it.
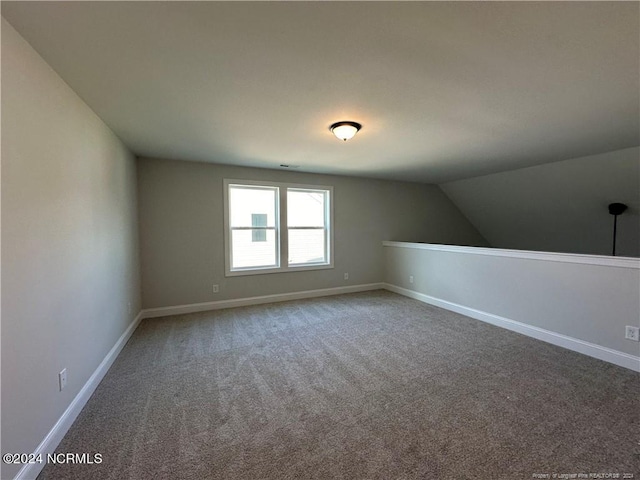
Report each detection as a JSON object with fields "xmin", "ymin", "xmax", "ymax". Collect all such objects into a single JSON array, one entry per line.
[{"xmin": 330, "ymin": 121, "xmax": 362, "ymax": 141}]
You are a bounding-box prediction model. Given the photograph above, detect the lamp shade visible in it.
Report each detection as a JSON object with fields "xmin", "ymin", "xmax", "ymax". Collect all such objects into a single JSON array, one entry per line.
[{"xmin": 330, "ymin": 121, "xmax": 361, "ymax": 141}]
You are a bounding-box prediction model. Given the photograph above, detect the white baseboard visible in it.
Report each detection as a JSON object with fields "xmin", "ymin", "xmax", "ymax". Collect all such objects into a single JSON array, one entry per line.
[
  {"xmin": 141, "ymin": 283, "xmax": 385, "ymax": 319},
  {"xmin": 14, "ymin": 312, "xmax": 143, "ymax": 480},
  {"xmin": 384, "ymin": 283, "xmax": 640, "ymax": 373}
]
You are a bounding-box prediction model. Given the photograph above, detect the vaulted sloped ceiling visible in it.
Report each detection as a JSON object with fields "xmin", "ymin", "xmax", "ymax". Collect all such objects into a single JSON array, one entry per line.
[{"xmin": 441, "ymin": 147, "xmax": 640, "ymax": 257}]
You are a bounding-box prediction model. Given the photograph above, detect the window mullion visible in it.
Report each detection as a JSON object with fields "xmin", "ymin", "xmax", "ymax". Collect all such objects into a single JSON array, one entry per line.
[
  {"xmin": 325, "ymin": 191, "xmax": 330, "ymax": 264},
  {"xmin": 280, "ymin": 187, "xmax": 287, "ymax": 269}
]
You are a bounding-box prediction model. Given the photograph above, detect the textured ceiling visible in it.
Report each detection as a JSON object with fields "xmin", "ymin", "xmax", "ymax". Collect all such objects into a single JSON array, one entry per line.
[{"xmin": 2, "ymin": 1, "xmax": 639, "ymax": 183}]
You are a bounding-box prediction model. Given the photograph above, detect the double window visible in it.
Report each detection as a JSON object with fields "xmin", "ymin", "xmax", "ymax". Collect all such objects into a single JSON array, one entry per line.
[{"xmin": 224, "ymin": 179, "xmax": 333, "ymax": 276}]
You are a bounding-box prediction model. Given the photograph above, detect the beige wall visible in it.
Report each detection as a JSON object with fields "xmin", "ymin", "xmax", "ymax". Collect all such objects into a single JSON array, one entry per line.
[
  {"xmin": 137, "ymin": 158, "xmax": 487, "ymax": 309},
  {"xmin": 1, "ymin": 19, "xmax": 141, "ymax": 479},
  {"xmin": 441, "ymin": 147, "xmax": 640, "ymax": 257}
]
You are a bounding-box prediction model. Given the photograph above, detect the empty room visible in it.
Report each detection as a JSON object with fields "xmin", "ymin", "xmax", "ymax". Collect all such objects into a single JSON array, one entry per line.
[{"xmin": 2, "ymin": 2, "xmax": 639, "ymax": 479}]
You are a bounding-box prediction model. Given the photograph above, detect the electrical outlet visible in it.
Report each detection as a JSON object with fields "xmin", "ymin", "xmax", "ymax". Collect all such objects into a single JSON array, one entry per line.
[
  {"xmin": 212, "ymin": 284, "xmax": 219, "ymax": 293},
  {"xmin": 344, "ymin": 273, "xmax": 349, "ymax": 280},
  {"xmin": 409, "ymin": 275, "xmax": 414, "ymax": 284},
  {"xmin": 59, "ymin": 369, "xmax": 67, "ymax": 391},
  {"xmin": 625, "ymin": 326, "xmax": 640, "ymax": 342}
]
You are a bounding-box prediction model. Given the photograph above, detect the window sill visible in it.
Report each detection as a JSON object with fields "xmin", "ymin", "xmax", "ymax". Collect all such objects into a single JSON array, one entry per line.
[{"xmin": 225, "ymin": 263, "xmax": 334, "ymax": 277}]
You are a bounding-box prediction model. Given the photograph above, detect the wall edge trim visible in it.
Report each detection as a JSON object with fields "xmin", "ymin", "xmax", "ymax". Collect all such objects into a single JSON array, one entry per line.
[{"xmin": 382, "ymin": 241, "xmax": 640, "ymax": 269}]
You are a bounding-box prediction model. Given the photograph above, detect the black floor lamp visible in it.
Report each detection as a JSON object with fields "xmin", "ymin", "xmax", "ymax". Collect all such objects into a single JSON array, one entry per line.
[{"xmin": 608, "ymin": 202, "xmax": 627, "ymax": 256}]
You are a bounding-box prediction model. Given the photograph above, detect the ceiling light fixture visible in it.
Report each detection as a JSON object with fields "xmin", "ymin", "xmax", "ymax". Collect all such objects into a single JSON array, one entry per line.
[{"xmin": 330, "ymin": 121, "xmax": 362, "ymax": 141}]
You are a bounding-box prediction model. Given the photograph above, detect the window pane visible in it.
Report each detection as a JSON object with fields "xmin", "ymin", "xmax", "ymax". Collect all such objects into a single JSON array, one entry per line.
[
  {"xmin": 289, "ymin": 229, "xmax": 326, "ymax": 265},
  {"xmin": 230, "ymin": 186, "xmax": 277, "ymax": 227},
  {"xmin": 287, "ymin": 189, "xmax": 326, "ymax": 227},
  {"xmin": 231, "ymin": 229, "xmax": 277, "ymax": 269}
]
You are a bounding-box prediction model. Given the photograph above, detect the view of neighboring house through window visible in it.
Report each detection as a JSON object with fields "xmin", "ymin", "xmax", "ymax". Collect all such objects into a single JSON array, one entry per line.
[
  {"xmin": 251, "ymin": 213, "xmax": 268, "ymax": 242},
  {"xmin": 225, "ymin": 180, "xmax": 333, "ymax": 275}
]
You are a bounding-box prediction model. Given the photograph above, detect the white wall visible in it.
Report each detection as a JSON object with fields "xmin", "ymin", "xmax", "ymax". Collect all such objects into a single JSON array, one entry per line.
[
  {"xmin": 384, "ymin": 242, "xmax": 640, "ymax": 369},
  {"xmin": 441, "ymin": 147, "xmax": 640, "ymax": 257},
  {"xmin": 137, "ymin": 157, "xmax": 488, "ymax": 309},
  {"xmin": 1, "ymin": 19, "xmax": 141, "ymax": 480}
]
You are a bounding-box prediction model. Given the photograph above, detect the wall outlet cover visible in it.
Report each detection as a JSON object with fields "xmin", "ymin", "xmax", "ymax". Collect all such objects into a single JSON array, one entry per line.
[
  {"xmin": 59, "ymin": 369, "xmax": 67, "ymax": 391},
  {"xmin": 625, "ymin": 326, "xmax": 639, "ymax": 342}
]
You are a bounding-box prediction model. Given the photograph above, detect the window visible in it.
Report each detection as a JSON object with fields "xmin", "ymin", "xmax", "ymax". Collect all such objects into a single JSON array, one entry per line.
[
  {"xmin": 288, "ymin": 188, "xmax": 329, "ymax": 265},
  {"xmin": 224, "ymin": 179, "xmax": 333, "ymax": 276},
  {"xmin": 228, "ymin": 185, "xmax": 278, "ymax": 270}
]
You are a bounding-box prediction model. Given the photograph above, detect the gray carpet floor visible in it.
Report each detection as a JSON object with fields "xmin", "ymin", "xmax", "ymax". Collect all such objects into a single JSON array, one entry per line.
[{"xmin": 38, "ymin": 290, "xmax": 639, "ymax": 479}]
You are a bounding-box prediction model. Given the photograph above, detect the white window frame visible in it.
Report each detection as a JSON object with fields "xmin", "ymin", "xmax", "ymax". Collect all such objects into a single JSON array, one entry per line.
[{"xmin": 224, "ymin": 179, "xmax": 334, "ymax": 277}]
